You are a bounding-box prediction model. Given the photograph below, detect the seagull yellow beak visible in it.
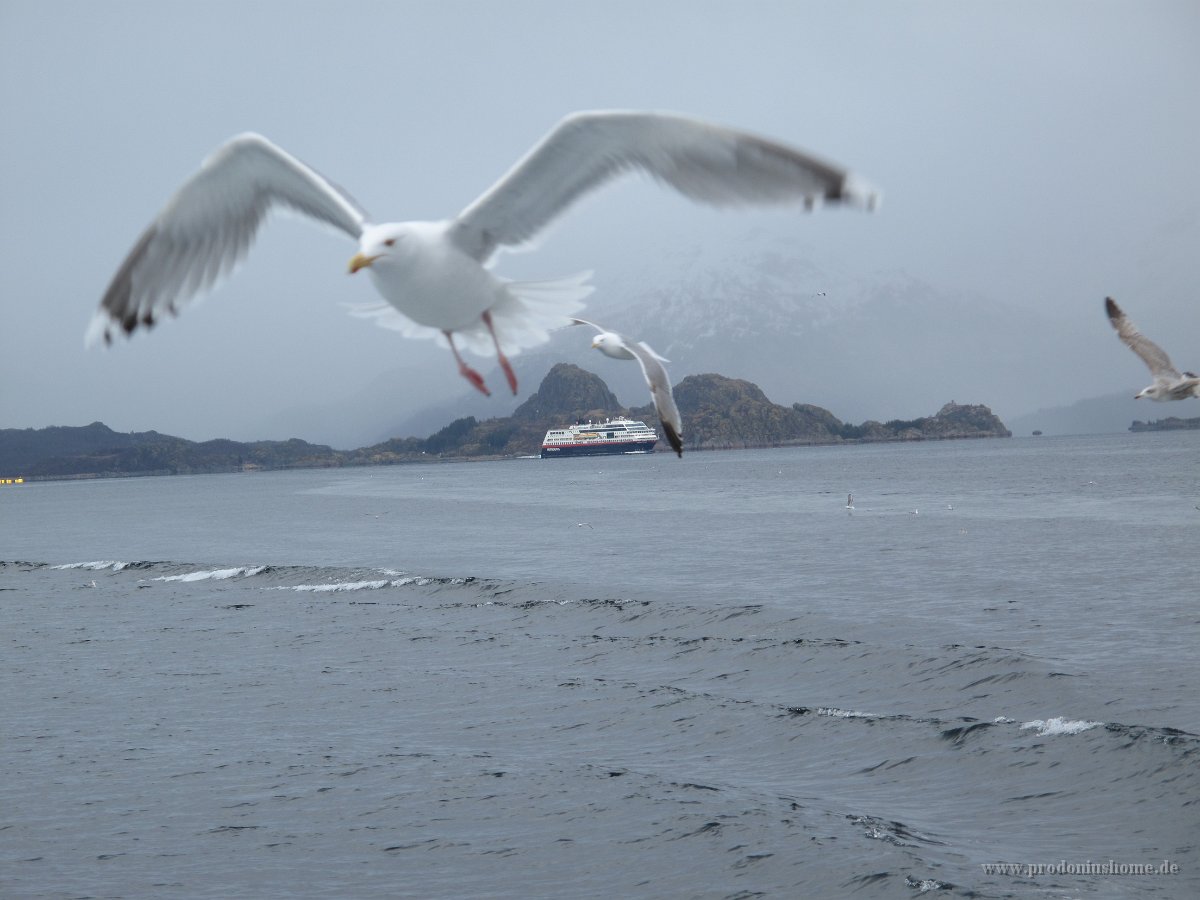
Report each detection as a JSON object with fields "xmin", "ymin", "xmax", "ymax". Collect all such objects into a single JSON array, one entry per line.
[
  {"xmin": 590, "ymin": 337, "xmax": 601, "ymax": 349},
  {"xmin": 348, "ymin": 252, "xmax": 379, "ymax": 274}
]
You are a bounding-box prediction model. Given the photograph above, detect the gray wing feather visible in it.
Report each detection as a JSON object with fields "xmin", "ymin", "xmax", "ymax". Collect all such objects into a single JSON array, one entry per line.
[
  {"xmin": 1106, "ymin": 297, "xmax": 1180, "ymax": 380},
  {"xmin": 449, "ymin": 110, "xmax": 879, "ymax": 262},
  {"xmin": 88, "ymin": 134, "xmax": 369, "ymax": 345},
  {"xmin": 569, "ymin": 317, "xmax": 605, "ymax": 334},
  {"xmin": 627, "ymin": 340, "xmax": 683, "ymax": 457}
]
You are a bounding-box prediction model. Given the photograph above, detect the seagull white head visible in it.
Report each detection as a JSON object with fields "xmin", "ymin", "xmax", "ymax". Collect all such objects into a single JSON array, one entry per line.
[
  {"xmin": 590, "ymin": 332, "xmax": 635, "ymax": 361},
  {"xmin": 348, "ymin": 224, "xmax": 407, "ymax": 274}
]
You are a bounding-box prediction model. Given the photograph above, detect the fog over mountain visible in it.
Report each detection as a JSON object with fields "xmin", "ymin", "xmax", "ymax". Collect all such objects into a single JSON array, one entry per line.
[{"xmin": 257, "ymin": 235, "xmax": 1130, "ymax": 448}]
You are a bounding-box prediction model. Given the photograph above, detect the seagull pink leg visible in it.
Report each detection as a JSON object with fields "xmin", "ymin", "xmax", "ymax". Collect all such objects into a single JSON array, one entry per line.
[
  {"xmin": 482, "ymin": 310, "xmax": 518, "ymax": 395},
  {"xmin": 445, "ymin": 331, "xmax": 490, "ymax": 396}
]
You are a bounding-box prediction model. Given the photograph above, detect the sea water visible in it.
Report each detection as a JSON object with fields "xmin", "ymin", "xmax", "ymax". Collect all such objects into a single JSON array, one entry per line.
[{"xmin": 2, "ymin": 432, "xmax": 1197, "ymax": 898}]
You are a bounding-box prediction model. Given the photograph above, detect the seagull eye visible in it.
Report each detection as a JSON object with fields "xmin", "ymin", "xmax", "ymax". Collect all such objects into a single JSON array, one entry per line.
[{"xmin": 383, "ymin": 238, "xmax": 396, "ymax": 247}]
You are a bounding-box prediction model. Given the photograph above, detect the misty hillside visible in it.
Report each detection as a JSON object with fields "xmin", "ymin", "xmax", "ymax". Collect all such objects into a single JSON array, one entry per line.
[
  {"xmin": 318, "ymin": 238, "xmax": 1105, "ymax": 449},
  {"xmin": 1007, "ymin": 392, "xmax": 1200, "ymax": 436}
]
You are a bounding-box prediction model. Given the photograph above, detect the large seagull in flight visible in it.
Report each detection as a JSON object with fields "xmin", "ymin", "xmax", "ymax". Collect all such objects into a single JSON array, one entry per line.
[{"xmin": 89, "ymin": 110, "xmax": 880, "ymax": 396}]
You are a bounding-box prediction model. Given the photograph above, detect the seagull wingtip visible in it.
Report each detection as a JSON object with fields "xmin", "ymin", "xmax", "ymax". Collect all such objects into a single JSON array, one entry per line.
[
  {"xmin": 840, "ymin": 173, "xmax": 882, "ymax": 212},
  {"xmin": 662, "ymin": 421, "xmax": 684, "ymax": 458},
  {"xmin": 83, "ymin": 313, "xmax": 113, "ymax": 349}
]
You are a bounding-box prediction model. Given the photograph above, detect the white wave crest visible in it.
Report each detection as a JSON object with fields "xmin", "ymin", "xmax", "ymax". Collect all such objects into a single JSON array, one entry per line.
[
  {"xmin": 51, "ymin": 561, "xmax": 128, "ymax": 571},
  {"xmin": 154, "ymin": 566, "xmax": 267, "ymax": 583},
  {"xmin": 1020, "ymin": 717, "xmax": 1103, "ymax": 736},
  {"xmin": 273, "ymin": 580, "xmax": 392, "ymax": 593},
  {"xmin": 390, "ymin": 576, "xmax": 436, "ymax": 587},
  {"xmin": 817, "ymin": 707, "xmax": 875, "ymax": 719},
  {"xmin": 267, "ymin": 576, "xmax": 450, "ymax": 593}
]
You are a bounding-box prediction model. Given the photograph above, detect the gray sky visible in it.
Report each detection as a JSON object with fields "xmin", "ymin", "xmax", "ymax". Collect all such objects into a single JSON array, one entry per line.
[{"xmin": 2, "ymin": 0, "xmax": 1197, "ymax": 444}]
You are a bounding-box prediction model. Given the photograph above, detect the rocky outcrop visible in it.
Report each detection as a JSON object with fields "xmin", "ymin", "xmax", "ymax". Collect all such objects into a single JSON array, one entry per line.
[
  {"xmin": 632, "ymin": 374, "xmax": 844, "ymax": 451},
  {"xmin": 1129, "ymin": 416, "xmax": 1200, "ymax": 432},
  {"xmin": 632, "ymin": 379, "xmax": 1009, "ymax": 451}
]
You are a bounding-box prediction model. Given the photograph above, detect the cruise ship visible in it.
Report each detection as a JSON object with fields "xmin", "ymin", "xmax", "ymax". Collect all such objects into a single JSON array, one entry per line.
[{"xmin": 540, "ymin": 417, "xmax": 661, "ymax": 458}]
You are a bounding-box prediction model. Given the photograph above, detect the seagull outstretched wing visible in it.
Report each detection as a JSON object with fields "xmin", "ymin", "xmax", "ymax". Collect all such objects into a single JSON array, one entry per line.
[
  {"xmin": 449, "ymin": 110, "xmax": 880, "ymax": 262},
  {"xmin": 88, "ymin": 134, "xmax": 368, "ymax": 346}
]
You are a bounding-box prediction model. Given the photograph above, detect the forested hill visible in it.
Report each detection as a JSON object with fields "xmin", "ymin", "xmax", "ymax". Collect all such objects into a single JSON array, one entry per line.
[
  {"xmin": 2, "ymin": 365, "xmax": 1010, "ymax": 480},
  {"xmin": 0, "ymin": 421, "xmax": 339, "ymax": 479}
]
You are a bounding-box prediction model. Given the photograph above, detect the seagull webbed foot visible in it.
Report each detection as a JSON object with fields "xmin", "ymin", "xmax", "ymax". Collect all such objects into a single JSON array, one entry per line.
[
  {"xmin": 459, "ymin": 363, "xmax": 491, "ymax": 396},
  {"xmin": 482, "ymin": 310, "xmax": 519, "ymax": 395},
  {"xmin": 498, "ymin": 354, "xmax": 518, "ymax": 395},
  {"xmin": 446, "ymin": 329, "xmax": 492, "ymax": 396}
]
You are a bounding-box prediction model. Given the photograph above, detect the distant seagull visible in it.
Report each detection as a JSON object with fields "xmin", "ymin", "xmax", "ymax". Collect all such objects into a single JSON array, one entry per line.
[
  {"xmin": 574, "ymin": 522, "xmax": 594, "ymax": 529},
  {"xmin": 569, "ymin": 318, "xmax": 684, "ymax": 458},
  {"xmin": 846, "ymin": 493, "xmax": 855, "ymax": 509},
  {"xmin": 911, "ymin": 509, "xmax": 919, "ymax": 516},
  {"xmin": 88, "ymin": 111, "xmax": 880, "ymax": 397},
  {"xmin": 1105, "ymin": 297, "xmax": 1200, "ymax": 401}
]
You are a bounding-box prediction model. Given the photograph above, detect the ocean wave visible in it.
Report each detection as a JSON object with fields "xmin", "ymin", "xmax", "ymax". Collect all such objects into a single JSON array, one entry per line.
[
  {"xmin": 1020, "ymin": 717, "xmax": 1103, "ymax": 736},
  {"xmin": 27, "ymin": 559, "xmax": 489, "ymax": 589},
  {"xmin": 817, "ymin": 707, "xmax": 877, "ymax": 719},
  {"xmin": 267, "ymin": 575, "xmax": 478, "ymax": 592},
  {"xmin": 783, "ymin": 706, "xmax": 880, "ymax": 720},
  {"xmin": 268, "ymin": 580, "xmax": 393, "ymax": 593},
  {"xmin": 50, "ymin": 560, "xmax": 131, "ymax": 571},
  {"xmin": 153, "ymin": 566, "xmax": 267, "ymax": 582}
]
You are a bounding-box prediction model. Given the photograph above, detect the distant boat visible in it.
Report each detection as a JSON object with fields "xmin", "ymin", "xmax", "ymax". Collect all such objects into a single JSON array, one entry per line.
[
  {"xmin": 540, "ymin": 417, "xmax": 661, "ymax": 458},
  {"xmin": 846, "ymin": 493, "xmax": 855, "ymax": 510},
  {"xmin": 1032, "ymin": 430, "xmax": 1043, "ymax": 436}
]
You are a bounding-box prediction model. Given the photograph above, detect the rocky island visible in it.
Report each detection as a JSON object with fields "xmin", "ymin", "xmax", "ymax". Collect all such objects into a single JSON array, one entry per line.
[
  {"xmin": 1129, "ymin": 416, "xmax": 1200, "ymax": 432},
  {"xmin": 2, "ymin": 365, "xmax": 1010, "ymax": 481}
]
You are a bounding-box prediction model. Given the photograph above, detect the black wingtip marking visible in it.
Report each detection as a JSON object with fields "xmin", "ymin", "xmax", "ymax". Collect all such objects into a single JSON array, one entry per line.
[
  {"xmin": 1105, "ymin": 297, "xmax": 1120, "ymax": 320},
  {"xmin": 663, "ymin": 421, "xmax": 683, "ymax": 458},
  {"xmin": 121, "ymin": 313, "xmax": 138, "ymax": 335}
]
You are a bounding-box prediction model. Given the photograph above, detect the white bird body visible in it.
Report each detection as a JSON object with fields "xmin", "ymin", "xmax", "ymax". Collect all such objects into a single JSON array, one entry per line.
[
  {"xmin": 1105, "ymin": 297, "xmax": 1200, "ymax": 401},
  {"xmin": 89, "ymin": 111, "xmax": 880, "ymax": 397},
  {"xmin": 360, "ymin": 220, "xmax": 501, "ymax": 332},
  {"xmin": 570, "ymin": 318, "xmax": 683, "ymax": 457}
]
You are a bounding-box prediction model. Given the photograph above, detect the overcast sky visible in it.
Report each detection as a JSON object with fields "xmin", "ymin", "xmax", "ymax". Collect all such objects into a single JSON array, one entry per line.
[{"xmin": 2, "ymin": 0, "xmax": 1197, "ymax": 443}]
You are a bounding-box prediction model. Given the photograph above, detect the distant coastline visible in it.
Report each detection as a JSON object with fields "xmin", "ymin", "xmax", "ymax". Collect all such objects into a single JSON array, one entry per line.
[
  {"xmin": 1129, "ymin": 416, "xmax": 1200, "ymax": 433},
  {"xmin": 2, "ymin": 366, "xmax": 1011, "ymax": 482}
]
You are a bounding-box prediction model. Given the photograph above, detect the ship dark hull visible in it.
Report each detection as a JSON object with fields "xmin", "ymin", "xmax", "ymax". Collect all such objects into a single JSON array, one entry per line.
[{"xmin": 540, "ymin": 439, "xmax": 657, "ymax": 458}]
